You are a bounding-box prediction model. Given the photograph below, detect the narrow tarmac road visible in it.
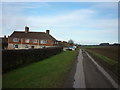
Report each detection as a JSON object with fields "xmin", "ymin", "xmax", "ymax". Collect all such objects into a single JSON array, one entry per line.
[
  {"xmin": 82, "ymin": 49, "xmax": 114, "ymax": 88},
  {"xmin": 73, "ymin": 49, "xmax": 86, "ymax": 88},
  {"xmin": 73, "ymin": 49, "xmax": 118, "ymax": 88}
]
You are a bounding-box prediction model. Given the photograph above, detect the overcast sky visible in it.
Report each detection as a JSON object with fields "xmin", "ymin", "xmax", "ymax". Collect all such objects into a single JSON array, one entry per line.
[{"xmin": 1, "ymin": 2, "xmax": 118, "ymax": 45}]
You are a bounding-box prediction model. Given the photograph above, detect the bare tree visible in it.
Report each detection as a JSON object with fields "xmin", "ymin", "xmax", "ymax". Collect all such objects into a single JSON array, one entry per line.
[{"xmin": 68, "ymin": 39, "xmax": 74, "ymax": 45}]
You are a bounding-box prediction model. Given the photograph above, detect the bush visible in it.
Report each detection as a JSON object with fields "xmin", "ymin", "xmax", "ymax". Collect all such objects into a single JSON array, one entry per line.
[{"xmin": 2, "ymin": 47, "xmax": 63, "ymax": 73}]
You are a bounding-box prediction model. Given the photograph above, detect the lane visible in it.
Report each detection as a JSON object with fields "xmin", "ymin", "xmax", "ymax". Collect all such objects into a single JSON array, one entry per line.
[
  {"xmin": 73, "ymin": 49, "xmax": 86, "ymax": 88},
  {"xmin": 85, "ymin": 51, "xmax": 119, "ymax": 88},
  {"xmin": 82, "ymin": 49, "xmax": 114, "ymax": 88}
]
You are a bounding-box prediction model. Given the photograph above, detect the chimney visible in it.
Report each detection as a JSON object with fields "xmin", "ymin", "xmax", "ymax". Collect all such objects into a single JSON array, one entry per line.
[
  {"xmin": 4, "ymin": 35, "xmax": 6, "ymax": 39},
  {"xmin": 25, "ymin": 26, "xmax": 29, "ymax": 33},
  {"xmin": 46, "ymin": 30, "xmax": 50, "ymax": 34}
]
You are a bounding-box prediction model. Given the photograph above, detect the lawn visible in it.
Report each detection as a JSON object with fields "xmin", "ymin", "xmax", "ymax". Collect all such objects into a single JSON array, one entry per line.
[
  {"xmin": 3, "ymin": 50, "xmax": 78, "ymax": 88},
  {"xmin": 84, "ymin": 46, "xmax": 120, "ymax": 77}
]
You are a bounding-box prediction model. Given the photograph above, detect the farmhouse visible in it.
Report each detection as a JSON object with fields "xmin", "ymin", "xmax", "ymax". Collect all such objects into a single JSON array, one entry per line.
[{"xmin": 8, "ymin": 26, "xmax": 58, "ymax": 49}]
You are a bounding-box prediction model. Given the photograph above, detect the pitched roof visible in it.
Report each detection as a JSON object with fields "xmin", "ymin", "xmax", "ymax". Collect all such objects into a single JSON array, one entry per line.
[{"xmin": 10, "ymin": 31, "xmax": 56, "ymax": 40}]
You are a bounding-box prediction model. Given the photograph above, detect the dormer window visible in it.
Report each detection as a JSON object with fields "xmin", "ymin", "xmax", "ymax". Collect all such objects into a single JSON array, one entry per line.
[
  {"xmin": 25, "ymin": 39, "xmax": 30, "ymax": 43},
  {"xmin": 13, "ymin": 38, "xmax": 19, "ymax": 42}
]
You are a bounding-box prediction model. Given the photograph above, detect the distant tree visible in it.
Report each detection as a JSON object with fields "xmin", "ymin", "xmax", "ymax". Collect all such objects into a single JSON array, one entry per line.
[
  {"xmin": 68, "ymin": 39, "xmax": 74, "ymax": 45},
  {"xmin": 99, "ymin": 43, "xmax": 109, "ymax": 46}
]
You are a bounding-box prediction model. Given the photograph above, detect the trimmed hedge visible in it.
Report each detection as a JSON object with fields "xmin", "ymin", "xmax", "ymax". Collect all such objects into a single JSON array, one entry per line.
[{"xmin": 2, "ymin": 47, "xmax": 63, "ymax": 73}]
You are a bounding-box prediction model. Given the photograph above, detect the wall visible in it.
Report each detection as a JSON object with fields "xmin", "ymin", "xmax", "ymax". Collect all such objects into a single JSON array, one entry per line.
[{"xmin": 8, "ymin": 37, "xmax": 57, "ymax": 49}]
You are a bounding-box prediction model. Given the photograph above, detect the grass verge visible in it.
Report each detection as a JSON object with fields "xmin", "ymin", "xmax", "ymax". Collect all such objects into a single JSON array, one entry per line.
[
  {"xmin": 86, "ymin": 49, "xmax": 120, "ymax": 77},
  {"xmin": 3, "ymin": 50, "xmax": 78, "ymax": 88},
  {"xmin": 86, "ymin": 49, "xmax": 118, "ymax": 66}
]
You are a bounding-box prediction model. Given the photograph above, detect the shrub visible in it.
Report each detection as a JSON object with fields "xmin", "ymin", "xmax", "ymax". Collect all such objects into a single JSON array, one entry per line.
[{"xmin": 2, "ymin": 47, "xmax": 63, "ymax": 73}]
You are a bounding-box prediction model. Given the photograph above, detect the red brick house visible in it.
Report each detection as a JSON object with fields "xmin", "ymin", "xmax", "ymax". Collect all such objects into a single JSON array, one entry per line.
[{"xmin": 8, "ymin": 26, "xmax": 58, "ymax": 49}]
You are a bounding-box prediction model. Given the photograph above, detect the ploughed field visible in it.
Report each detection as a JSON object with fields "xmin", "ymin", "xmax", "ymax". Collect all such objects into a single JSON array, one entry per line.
[
  {"xmin": 86, "ymin": 46, "xmax": 119, "ymax": 61},
  {"xmin": 85, "ymin": 46, "xmax": 120, "ymax": 77}
]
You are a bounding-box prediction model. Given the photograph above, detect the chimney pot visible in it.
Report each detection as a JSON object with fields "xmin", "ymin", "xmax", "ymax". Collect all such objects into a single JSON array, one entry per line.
[{"xmin": 46, "ymin": 30, "xmax": 50, "ymax": 34}]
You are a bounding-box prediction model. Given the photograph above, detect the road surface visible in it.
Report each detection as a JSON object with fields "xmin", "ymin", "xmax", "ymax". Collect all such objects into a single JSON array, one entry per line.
[{"xmin": 73, "ymin": 49, "xmax": 119, "ymax": 88}]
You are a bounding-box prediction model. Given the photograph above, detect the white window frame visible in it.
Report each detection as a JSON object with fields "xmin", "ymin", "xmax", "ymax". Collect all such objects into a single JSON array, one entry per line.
[
  {"xmin": 25, "ymin": 45, "xmax": 29, "ymax": 48},
  {"xmin": 54, "ymin": 41, "xmax": 58, "ymax": 44},
  {"xmin": 33, "ymin": 39, "xmax": 37, "ymax": 43},
  {"xmin": 13, "ymin": 38, "xmax": 19, "ymax": 42},
  {"xmin": 55, "ymin": 41, "xmax": 57, "ymax": 44},
  {"xmin": 25, "ymin": 39, "xmax": 30, "ymax": 43},
  {"xmin": 41, "ymin": 40, "xmax": 47, "ymax": 44},
  {"xmin": 14, "ymin": 44, "xmax": 18, "ymax": 48},
  {"xmin": 40, "ymin": 46, "xmax": 46, "ymax": 48}
]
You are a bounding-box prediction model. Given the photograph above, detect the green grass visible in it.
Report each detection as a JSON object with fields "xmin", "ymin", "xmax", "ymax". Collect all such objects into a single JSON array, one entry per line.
[
  {"xmin": 3, "ymin": 50, "xmax": 78, "ymax": 88},
  {"xmin": 86, "ymin": 49, "xmax": 118, "ymax": 66}
]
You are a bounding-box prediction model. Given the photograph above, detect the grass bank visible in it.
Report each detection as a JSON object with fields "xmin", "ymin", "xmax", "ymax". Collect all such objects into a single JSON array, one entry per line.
[
  {"xmin": 3, "ymin": 49, "xmax": 78, "ymax": 88},
  {"xmin": 86, "ymin": 49, "xmax": 118, "ymax": 66}
]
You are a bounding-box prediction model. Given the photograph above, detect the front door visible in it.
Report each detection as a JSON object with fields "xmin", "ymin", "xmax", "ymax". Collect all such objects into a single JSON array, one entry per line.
[{"xmin": 31, "ymin": 46, "xmax": 34, "ymax": 49}]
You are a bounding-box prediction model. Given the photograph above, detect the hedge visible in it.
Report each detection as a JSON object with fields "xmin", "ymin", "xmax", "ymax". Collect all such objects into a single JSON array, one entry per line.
[{"xmin": 2, "ymin": 47, "xmax": 63, "ymax": 73}]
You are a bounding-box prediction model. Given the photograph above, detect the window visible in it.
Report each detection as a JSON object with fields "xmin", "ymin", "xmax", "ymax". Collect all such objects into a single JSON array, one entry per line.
[
  {"xmin": 33, "ymin": 39, "xmax": 37, "ymax": 43},
  {"xmin": 54, "ymin": 41, "xmax": 58, "ymax": 44},
  {"xmin": 25, "ymin": 45, "xmax": 29, "ymax": 48},
  {"xmin": 14, "ymin": 44, "xmax": 18, "ymax": 48},
  {"xmin": 13, "ymin": 38, "xmax": 19, "ymax": 42},
  {"xmin": 41, "ymin": 40, "xmax": 47, "ymax": 44},
  {"xmin": 25, "ymin": 39, "xmax": 29, "ymax": 43},
  {"xmin": 41, "ymin": 46, "xmax": 46, "ymax": 48},
  {"xmin": 54, "ymin": 41, "xmax": 57, "ymax": 44}
]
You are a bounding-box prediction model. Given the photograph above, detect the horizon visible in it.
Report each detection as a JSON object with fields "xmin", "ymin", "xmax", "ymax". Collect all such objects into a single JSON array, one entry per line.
[{"xmin": 1, "ymin": 2, "xmax": 118, "ymax": 45}]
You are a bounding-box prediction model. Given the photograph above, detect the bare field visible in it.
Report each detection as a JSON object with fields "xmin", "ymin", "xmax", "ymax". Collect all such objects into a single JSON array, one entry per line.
[{"xmin": 85, "ymin": 46, "xmax": 119, "ymax": 61}]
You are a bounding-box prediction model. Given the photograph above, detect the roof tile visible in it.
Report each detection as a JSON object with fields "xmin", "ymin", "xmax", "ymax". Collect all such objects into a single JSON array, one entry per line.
[{"xmin": 10, "ymin": 31, "xmax": 56, "ymax": 40}]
